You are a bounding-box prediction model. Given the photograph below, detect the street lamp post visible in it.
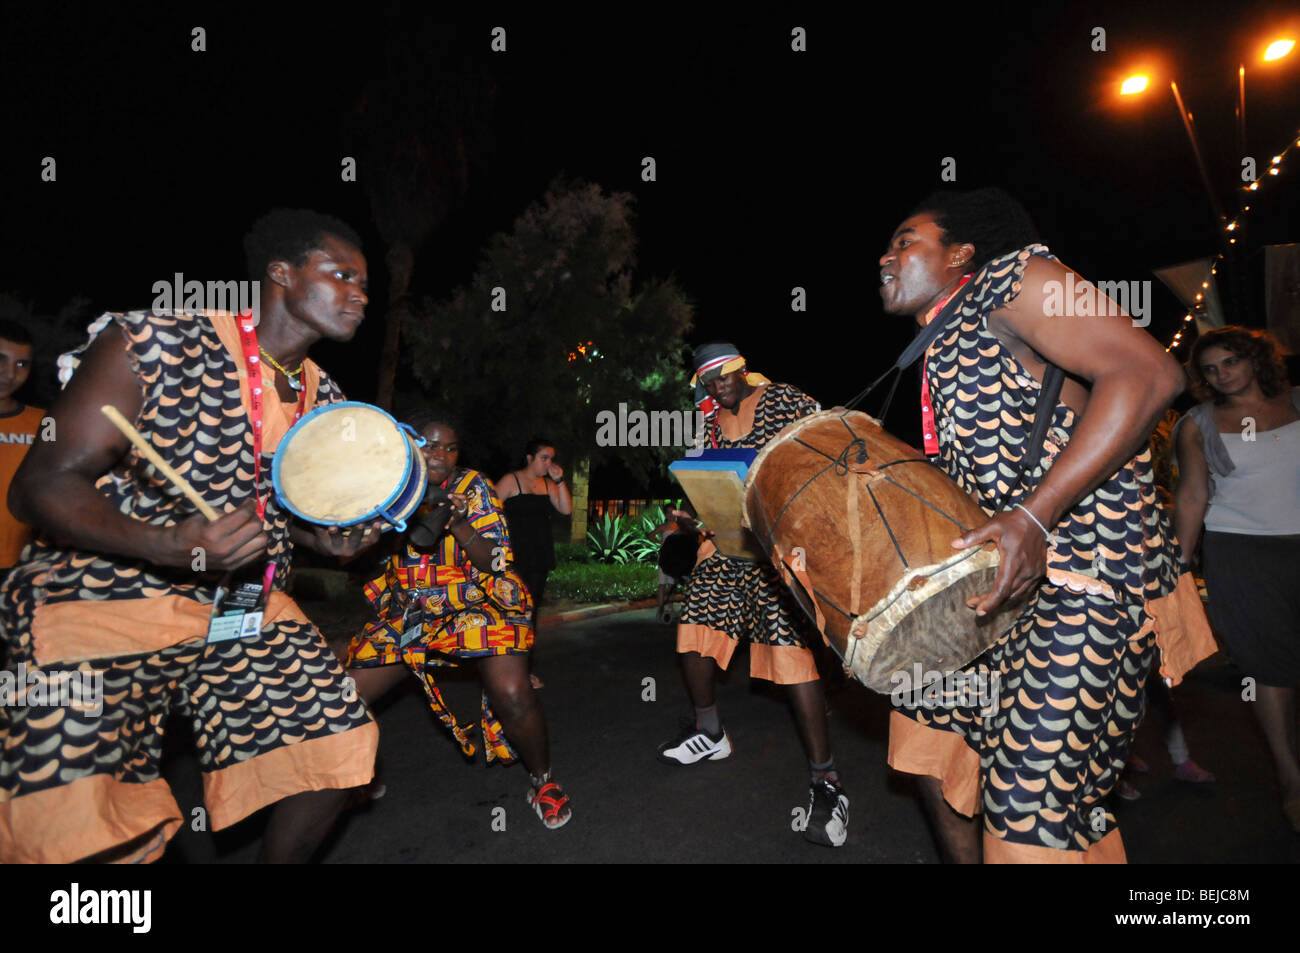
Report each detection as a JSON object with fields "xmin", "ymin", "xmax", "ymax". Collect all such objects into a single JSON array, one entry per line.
[{"xmin": 1119, "ymin": 33, "xmax": 1295, "ymax": 329}]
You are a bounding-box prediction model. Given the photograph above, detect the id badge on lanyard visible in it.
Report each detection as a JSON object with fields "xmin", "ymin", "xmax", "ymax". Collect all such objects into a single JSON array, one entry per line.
[{"xmin": 206, "ymin": 311, "xmax": 306, "ymax": 643}]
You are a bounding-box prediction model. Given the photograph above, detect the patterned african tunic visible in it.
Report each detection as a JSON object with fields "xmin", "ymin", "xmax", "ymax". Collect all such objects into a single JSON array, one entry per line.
[
  {"xmin": 346, "ymin": 467, "xmax": 534, "ymax": 763},
  {"xmin": 0, "ymin": 310, "xmax": 377, "ymax": 864},
  {"xmin": 891, "ymin": 246, "xmax": 1204, "ymax": 860},
  {"xmin": 678, "ymin": 382, "xmax": 824, "ymax": 685}
]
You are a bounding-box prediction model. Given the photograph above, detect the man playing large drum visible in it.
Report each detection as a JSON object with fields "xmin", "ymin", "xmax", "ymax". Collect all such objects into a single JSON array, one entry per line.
[
  {"xmin": 878, "ymin": 188, "xmax": 1216, "ymax": 863},
  {"xmin": 658, "ymin": 343, "xmax": 849, "ymax": 848},
  {"xmin": 0, "ymin": 209, "xmax": 381, "ymax": 862}
]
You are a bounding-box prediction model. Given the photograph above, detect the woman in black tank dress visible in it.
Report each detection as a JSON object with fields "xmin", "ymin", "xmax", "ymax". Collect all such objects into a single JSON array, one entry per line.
[{"xmin": 499, "ymin": 439, "xmax": 572, "ymax": 688}]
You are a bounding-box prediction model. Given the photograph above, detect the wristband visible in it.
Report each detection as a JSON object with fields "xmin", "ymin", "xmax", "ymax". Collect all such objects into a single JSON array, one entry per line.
[{"xmin": 1013, "ymin": 503, "xmax": 1053, "ymax": 543}]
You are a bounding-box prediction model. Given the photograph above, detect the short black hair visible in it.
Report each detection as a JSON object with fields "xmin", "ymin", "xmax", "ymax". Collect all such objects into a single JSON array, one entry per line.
[
  {"xmin": 909, "ymin": 188, "xmax": 1040, "ymax": 272},
  {"xmin": 243, "ymin": 208, "xmax": 364, "ymax": 282},
  {"xmin": 406, "ymin": 406, "xmax": 460, "ymax": 436},
  {"xmin": 524, "ymin": 437, "xmax": 555, "ymax": 459},
  {"xmin": 0, "ymin": 319, "xmax": 33, "ymax": 347}
]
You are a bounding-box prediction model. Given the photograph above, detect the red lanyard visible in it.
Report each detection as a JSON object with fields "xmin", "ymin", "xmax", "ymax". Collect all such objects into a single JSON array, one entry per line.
[
  {"xmin": 236, "ymin": 313, "xmax": 307, "ymax": 520},
  {"xmin": 920, "ymin": 274, "xmax": 972, "ymax": 456}
]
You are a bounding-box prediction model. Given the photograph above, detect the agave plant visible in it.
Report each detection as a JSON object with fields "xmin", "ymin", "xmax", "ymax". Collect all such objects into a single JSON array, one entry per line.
[
  {"xmin": 587, "ymin": 514, "xmax": 639, "ymax": 564},
  {"xmin": 625, "ymin": 505, "xmax": 668, "ymax": 563}
]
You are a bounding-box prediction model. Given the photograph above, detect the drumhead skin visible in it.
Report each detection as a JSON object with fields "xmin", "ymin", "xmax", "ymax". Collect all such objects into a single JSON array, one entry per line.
[{"xmin": 273, "ymin": 401, "xmax": 427, "ymax": 530}]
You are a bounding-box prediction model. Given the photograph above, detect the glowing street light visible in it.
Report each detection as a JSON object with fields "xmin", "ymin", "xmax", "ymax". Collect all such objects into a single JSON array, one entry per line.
[
  {"xmin": 1121, "ymin": 74, "xmax": 1149, "ymax": 95},
  {"xmin": 1263, "ymin": 38, "xmax": 1294, "ymax": 61}
]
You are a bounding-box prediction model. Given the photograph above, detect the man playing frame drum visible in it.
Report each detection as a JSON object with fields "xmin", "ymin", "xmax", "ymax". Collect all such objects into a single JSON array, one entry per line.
[
  {"xmin": 658, "ymin": 343, "xmax": 849, "ymax": 848},
  {"xmin": 0, "ymin": 209, "xmax": 381, "ymax": 863},
  {"xmin": 878, "ymin": 188, "xmax": 1216, "ymax": 863}
]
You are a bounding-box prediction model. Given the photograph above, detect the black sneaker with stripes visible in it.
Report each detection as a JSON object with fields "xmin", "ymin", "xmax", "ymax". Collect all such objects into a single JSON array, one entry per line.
[
  {"xmin": 657, "ymin": 717, "xmax": 733, "ymax": 765},
  {"xmin": 804, "ymin": 776, "xmax": 849, "ymax": 847}
]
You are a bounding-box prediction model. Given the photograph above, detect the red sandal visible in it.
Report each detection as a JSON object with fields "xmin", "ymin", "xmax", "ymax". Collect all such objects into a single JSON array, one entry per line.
[{"xmin": 526, "ymin": 777, "xmax": 573, "ymax": 830}]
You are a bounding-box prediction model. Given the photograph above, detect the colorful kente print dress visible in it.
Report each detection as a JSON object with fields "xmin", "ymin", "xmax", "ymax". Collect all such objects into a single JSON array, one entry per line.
[
  {"xmin": 0, "ymin": 310, "xmax": 377, "ymax": 864},
  {"xmin": 677, "ymin": 383, "xmax": 824, "ymax": 685},
  {"xmin": 346, "ymin": 467, "xmax": 533, "ymax": 764},
  {"xmin": 888, "ymin": 247, "xmax": 1216, "ymax": 862}
]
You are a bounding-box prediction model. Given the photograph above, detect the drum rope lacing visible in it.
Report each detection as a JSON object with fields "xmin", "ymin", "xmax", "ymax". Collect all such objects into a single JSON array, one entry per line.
[{"xmin": 765, "ymin": 416, "xmax": 979, "ymax": 585}]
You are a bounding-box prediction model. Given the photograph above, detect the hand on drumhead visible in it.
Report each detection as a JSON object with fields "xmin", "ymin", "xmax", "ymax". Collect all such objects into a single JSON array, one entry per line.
[
  {"xmin": 313, "ymin": 520, "xmax": 383, "ymax": 558},
  {"xmin": 951, "ymin": 509, "xmax": 1047, "ymax": 616},
  {"xmin": 173, "ymin": 501, "xmax": 269, "ymax": 571}
]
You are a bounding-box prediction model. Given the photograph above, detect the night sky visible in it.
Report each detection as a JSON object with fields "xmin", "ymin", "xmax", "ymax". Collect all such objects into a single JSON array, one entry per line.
[{"xmin": 3, "ymin": 4, "xmax": 1298, "ymax": 491}]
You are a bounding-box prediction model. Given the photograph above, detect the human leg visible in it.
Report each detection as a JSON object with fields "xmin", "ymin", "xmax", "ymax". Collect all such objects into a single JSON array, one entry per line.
[
  {"xmin": 478, "ymin": 652, "xmax": 572, "ymax": 828},
  {"xmin": 346, "ymin": 662, "xmax": 409, "ymax": 706},
  {"xmin": 479, "ymin": 652, "xmax": 550, "ymax": 775},
  {"xmin": 1254, "ymin": 684, "xmax": 1300, "ymax": 800},
  {"xmin": 260, "ymin": 788, "xmax": 351, "ymax": 863},
  {"xmin": 785, "ymin": 678, "xmax": 831, "ymax": 765},
  {"xmin": 917, "ymin": 776, "xmax": 981, "ymax": 863}
]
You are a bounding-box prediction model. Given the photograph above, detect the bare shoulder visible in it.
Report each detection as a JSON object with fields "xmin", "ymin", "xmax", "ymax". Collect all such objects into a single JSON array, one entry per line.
[
  {"xmin": 496, "ymin": 470, "xmax": 521, "ymax": 497},
  {"xmin": 18, "ymin": 323, "xmax": 143, "ymax": 493}
]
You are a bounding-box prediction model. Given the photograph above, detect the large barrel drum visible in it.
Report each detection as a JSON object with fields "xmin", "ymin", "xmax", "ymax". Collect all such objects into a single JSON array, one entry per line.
[{"xmin": 743, "ymin": 409, "xmax": 1015, "ymax": 692}]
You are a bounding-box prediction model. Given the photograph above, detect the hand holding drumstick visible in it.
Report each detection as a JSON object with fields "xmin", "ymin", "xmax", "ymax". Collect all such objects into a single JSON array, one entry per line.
[{"xmin": 100, "ymin": 405, "xmax": 269, "ymax": 571}]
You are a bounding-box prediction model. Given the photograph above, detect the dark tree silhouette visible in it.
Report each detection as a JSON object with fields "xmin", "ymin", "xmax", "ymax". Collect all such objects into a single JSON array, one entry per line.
[
  {"xmin": 404, "ymin": 178, "xmax": 695, "ymax": 541},
  {"xmin": 349, "ymin": 20, "xmax": 496, "ymax": 409}
]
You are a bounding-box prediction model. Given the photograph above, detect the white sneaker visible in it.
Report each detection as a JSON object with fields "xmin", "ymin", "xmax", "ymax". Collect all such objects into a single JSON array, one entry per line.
[{"xmin": 657, "ymin": 718, "xmax": 732, "ymax": 764}]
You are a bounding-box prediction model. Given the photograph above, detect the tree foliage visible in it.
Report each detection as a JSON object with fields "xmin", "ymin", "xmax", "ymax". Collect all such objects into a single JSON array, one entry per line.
[{"xmin": 404, "ymin": 178, "xmax": 694, "ymax": 481}]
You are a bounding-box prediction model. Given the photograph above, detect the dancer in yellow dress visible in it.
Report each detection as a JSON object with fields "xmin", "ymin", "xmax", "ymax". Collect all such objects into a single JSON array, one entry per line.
[{"xmin": 344, "ymin": 408, "xmax": 572, "ymax": 829}]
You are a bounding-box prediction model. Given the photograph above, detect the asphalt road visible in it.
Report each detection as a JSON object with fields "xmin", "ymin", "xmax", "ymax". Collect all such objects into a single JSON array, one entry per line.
[{"xmin": 158, "ymin": 598, "xmax": 1300, "ymax": 864}]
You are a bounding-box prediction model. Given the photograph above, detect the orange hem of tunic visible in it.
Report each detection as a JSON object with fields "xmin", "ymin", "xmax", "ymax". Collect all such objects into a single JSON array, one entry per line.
[
  {"xmin": 1137, "ymin": 572, "xmax": 1218, "ymax": 687},
  {"xmin": 677, "ymin": 623, "xmax": 738, "ymax": 670},
  {"xmin": 31, "ymin": 589, "xmax": 311, "ymax": 666},
  {"xmin": 887, "ymin": 710, "xmax": 981, "ymax": 816},
  {"xmin": 202, "ymin": 719, "xmax": 378, "ymax": 831},
  {"xmin": 676, "ymin": 623, "xmax": 819, "ymax": 685},
  {"xmin": 748, "ymin": 642, "xmax": 820, "ymax": 685},
  {"xmin": 0, "ymin": 774, "xmax": 182, "ymax": 864},
  {"xmin": 984, "ymin": 827, "xmax": 1127, "ymax": 864}
]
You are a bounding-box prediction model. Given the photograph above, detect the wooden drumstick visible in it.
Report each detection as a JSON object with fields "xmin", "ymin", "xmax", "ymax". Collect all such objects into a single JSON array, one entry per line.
[{"xmin": 100, "ymin": 405, "xmax": 221, "ymax": 522}]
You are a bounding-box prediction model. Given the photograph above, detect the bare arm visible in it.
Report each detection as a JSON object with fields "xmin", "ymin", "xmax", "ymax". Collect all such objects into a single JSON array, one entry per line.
[
  {"xmin": 548, "ymin": 476, "xmax": 573, "ymax": 515},
  {"xmin": 1172, "ymin": 415, "xmax": 1210, "ymax": 568},
  {"xmin": 496, "ymin": 472, "xmax": 520, "ymax": 500},
  {"xmin": 954, "ymin": 257, "xmax": 1186, "ymax": 612},
  {"xmin": 10, "ymin": 328, "xmax": 269, "ymax": 570}
]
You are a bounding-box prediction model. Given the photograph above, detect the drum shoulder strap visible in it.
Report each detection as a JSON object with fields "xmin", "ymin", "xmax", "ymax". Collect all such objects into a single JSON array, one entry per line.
[{"xmin": 995, "ymin": 361, "xmax": 1065, "ymax": 510}]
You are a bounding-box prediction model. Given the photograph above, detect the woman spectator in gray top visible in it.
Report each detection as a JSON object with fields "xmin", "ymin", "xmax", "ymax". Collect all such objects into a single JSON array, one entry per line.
[{"xmin": 1173, "ymin": 326, "xmax": 1300, "ymax": 831}]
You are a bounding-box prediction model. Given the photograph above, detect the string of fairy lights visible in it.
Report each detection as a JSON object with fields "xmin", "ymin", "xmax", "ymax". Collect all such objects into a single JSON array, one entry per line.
[{"xmin": 1165, "ymin": 127, "xmax": 1300, "ymax": 353}]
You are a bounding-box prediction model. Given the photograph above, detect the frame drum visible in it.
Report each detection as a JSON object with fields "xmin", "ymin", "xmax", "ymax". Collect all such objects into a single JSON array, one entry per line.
[{"xmin": 273, "ymin": 401, "xmax": 427, "ymax": 532}]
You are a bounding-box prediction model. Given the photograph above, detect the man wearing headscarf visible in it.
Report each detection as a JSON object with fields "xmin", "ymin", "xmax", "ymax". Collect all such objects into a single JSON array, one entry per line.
[{"xmin": 659, "ymin": 343, "xmax": 849, "ymax": 848}]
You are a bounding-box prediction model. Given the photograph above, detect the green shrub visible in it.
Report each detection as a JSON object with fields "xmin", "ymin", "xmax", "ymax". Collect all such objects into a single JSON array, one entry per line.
[
  {"xmin": 554, "ymin": 541, "xmax": 590, "ymax": 564},
  {"xmin": 546, "ymin": 561, "xmax": 657, "ymax": 603}
]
